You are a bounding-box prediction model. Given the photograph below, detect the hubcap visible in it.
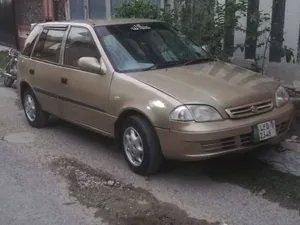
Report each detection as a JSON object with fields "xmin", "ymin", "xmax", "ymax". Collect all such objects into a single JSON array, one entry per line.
[
  {"xmin": 123, "ymin": 127, "xmax": 144, "ymax": 167},
  {"xmin": 24, "ymin": 94, "xmax": 36, "ymax": 122}
]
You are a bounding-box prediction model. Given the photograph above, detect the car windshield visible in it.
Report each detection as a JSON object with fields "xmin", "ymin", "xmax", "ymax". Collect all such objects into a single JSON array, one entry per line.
[{"xmin": 94, "ymin": 22, "xmax": 211, "ymax": 73}]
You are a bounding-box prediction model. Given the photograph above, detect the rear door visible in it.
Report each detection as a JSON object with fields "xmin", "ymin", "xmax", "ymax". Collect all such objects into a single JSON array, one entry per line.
[
  {"xmin": 29, "ymin": 26, "xmax": 68, "ymax": 116},
  {"xmin": 18, "ymin": 25, "xmax": 43, "ymax": 94}
]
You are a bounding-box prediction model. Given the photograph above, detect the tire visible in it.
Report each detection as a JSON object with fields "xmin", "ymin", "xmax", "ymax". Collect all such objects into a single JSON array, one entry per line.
[
  {"xmin": 23, "ymin": 88, "xmax": 49, "ymax": 128},
  {"xmin": 4, "ymin": 76, "xmax": 14, "ymax": 87},
  {"xmin": 120, "ymin": 116, "xmax": 164, "ymax": 176}
]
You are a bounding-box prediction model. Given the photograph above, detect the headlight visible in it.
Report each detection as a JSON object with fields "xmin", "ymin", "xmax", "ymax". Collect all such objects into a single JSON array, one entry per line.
[
  {"xmin": 169, "ymin": 105, "xmax": 194, "ymax": 121},
  {"xmin": 275, "ymin": 85, "xmax": 289, "ymax": 107},
  {"xmin": 170, "ymin": 105, "xmax": 222, "ymax": 122}
]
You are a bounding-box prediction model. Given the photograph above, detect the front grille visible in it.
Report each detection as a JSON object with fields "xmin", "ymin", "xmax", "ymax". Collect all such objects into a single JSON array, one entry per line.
[
  {"xmin": 201, "ymin": 121, "xmax": 289, "ymax": 153},
  {"xmin": 225, "ymin": 100, "xmax": 273, "ymax": 119},
  {"xmin": 201, "ymin": 137, "xmax": 236, "ymax": 153},
  {"xmin": 240, "ymin": 133, "xmax": 252, "ymax": 146}
]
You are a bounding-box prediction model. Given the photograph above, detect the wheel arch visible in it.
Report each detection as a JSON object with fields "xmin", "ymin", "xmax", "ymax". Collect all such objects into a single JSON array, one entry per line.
[
  {"xmin": 113, "ymin": 107, "xmax": 163, "ymax": 151},
  {"xmin": 114, "ymin": 108, "xmax": 155, "ymax": 137},
  {"xmin": 19, "ymin": 81, "xmax": 33, "ymax": 105}
]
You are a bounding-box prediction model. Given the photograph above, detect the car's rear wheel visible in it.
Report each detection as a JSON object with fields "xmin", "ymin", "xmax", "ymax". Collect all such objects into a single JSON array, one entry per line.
[
  {"xmin": 23, "ymin": 88, "xmax": 49, "ymax": 128},
  {"xmin": 120, "ymin": 116, "xmax": 163, "ymax": 176}
]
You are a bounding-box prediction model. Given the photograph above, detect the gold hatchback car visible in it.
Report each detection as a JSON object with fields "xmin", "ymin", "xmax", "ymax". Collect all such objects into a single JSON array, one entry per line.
[{"xmin": 18, "ymin": 19, "xmax": 293, "ymax": 175}]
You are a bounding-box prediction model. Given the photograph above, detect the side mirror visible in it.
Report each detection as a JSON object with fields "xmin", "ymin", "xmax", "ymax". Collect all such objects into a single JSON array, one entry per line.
[
  {"xmin": 202, "ymin": 45, "xmax": 211, "ymax": 53},
  {"xmin": 78, "ymin": 57, "xmax": 107, "ymax": 75}
]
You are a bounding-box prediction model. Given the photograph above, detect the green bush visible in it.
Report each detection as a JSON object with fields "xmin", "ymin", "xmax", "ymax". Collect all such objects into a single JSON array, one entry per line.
[{"xmin": 114, "ymin": 0, "xmax": 161, "ymax": 19}]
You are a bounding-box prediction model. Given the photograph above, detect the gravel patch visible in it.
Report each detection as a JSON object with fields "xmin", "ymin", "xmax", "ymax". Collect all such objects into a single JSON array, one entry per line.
[{"xmin": 51, "ymin": 157, "xmax": 221, "ymax": 225}]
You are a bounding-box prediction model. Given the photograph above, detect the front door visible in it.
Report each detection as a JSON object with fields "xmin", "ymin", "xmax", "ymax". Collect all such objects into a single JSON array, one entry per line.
[{"xmin": 59, "ymin": 26, "xmax": 114, "ymax": 135}]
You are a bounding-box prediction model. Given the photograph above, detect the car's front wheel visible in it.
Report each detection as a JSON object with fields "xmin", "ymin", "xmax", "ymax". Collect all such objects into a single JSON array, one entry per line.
[
  {"xmin": 121, "ymin": 116, "xmax": 163, "ymax": 176},
  {"xmin": 23, "ymin": 88, "xmax": 49, "ymax": 128}
]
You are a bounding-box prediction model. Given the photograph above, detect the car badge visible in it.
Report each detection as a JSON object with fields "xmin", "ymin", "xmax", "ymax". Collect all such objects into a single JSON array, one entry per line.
[{"xmin": 250, "ymin": 106, "xmax": 258, "ymax": 113}]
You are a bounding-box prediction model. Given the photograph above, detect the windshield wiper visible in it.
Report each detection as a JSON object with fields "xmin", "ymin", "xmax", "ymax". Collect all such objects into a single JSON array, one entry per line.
[
  {"xmin": 142, "ymin": 61, "xmax": 184, "ymax": 71},
  {"xmin": 142, "ymin": 58, "xmax": 213, "ymax": 71},
  {"xmin": 142, "ymin": 65, "xmax": 157, "ymax": 71},
  {"xmin": 184, "ymin": 57, "xmax": 215, "ymax": 66}
]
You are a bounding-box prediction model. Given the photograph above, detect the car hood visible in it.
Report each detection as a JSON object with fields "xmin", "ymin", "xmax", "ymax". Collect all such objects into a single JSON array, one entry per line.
[{"xmin": 127, "ymin": 61, "xmax": 279, "ymax": 110}]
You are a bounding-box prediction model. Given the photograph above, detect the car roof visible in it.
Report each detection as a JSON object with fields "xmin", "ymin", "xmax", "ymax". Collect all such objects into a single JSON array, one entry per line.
[{"xmin": 38, "ymin": 18, "xmax": 162, "ymax": 27}]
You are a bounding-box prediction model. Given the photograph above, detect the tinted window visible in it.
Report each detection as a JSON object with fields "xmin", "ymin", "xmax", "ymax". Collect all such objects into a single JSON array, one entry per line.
[
  {"xmin": 64, "ymin": 27, "xmax": 100, "ymax": 68},
  {"xmin": 22, "ymin": 25, "xmax": 43, "ymax": 57},
  {"xmin": 95, "ymin": 23, "xmax": 209, "ymax": 72},
  {"xmin": 32, "ymin": 29, "xmax": 65, "ymax": 63}
]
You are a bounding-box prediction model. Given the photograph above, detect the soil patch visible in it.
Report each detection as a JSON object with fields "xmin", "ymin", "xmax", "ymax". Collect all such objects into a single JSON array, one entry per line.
[{"xmin": 51, "ymin": 157, "xmax": 220, "ymax": 225}]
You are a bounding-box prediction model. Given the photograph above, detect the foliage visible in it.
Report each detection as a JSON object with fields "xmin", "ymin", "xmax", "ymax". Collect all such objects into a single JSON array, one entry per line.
[
  {"xmin": 245, "ymin": 10, "xmax": 272, "ymax": 73},
  {"xmin": 212, "ymin": 0, "xmax": 248, "ymax": 58},
  {"xmin": 282, "ymin": 46, "xmax": 296, "ymax": 64},
  {"xmin": 114, "ymin": 0, "xmax": 161, "ymax": 19},
  {"xmin": 114, "ymin": 0, "xmax": 295, "ymax": 72},
  {"xmin": 114, "ymin": 0, "xmax": 248, "ymax": 59}
]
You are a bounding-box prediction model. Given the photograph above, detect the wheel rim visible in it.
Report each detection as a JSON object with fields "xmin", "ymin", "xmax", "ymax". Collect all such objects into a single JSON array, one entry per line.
[
  {"xmin": 123, "ymin": 127, "xmax": 144, "ymax": 167},
  {"xmin": 24, "ymin": 94, "xmax": 36, "ymax": 122}
]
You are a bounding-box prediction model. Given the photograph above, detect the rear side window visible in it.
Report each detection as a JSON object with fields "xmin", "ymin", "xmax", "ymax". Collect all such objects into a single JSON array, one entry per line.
[
  {"xmin": 64, "ymin": 27, "xmax": 100, "ymax": 68},
  {"xmin": 22, "ymin": 25, "xmax": 43, "ymax": 57},
  {"xmin": 32, "ymin": 29, "xmax": 65, "ymax": 64}
]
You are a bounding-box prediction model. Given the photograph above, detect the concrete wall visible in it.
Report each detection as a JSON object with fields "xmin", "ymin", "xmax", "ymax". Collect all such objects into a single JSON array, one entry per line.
[
  {"xmin": 14, "ymin": 0, "xmax": 58, "ymax": 49},
  {"xmin": 14, "ymin": 0, "xmax": 44, "ymax": 49},
  {"xmin": 54, "ymin": 0, "xmax": 66, "ymax": 20},
  {"xmin": 229, "ymin": 0, "xmax": 300, "ymax": 87},
  {"xmin": 15, "ymin": 0, "xmax": 44, "ymax": 25}
]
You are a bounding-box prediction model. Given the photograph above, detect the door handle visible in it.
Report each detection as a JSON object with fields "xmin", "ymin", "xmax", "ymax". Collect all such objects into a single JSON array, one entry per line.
[
  {"xmin": 61, "ymin": 77, "xmax": 68, "ymax": 84},
  {"xmin": 29, "ymin": 69, "xmax": 35, "ymax": 75}
]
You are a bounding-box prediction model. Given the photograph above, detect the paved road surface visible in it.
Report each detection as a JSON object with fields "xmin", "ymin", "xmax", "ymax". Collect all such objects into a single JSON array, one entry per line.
[{"xmin": 0, "ymin": 84, "xmax": 299, "ymax": 225}]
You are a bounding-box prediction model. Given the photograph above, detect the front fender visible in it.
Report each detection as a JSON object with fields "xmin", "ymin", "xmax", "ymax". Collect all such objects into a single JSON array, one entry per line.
[{"xmin": 109, "ymin": 73, "xmax": 181, "ymax": 129}]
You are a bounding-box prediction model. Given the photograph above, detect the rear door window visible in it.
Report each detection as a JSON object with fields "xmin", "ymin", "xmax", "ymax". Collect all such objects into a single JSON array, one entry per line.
[
  {"xmin": 32, "ymin": 28, "xmax": 66, "ymax": 64},
  {"xmin": 22, "ymin": 25, "xmax": 43, "ymax": 57}
]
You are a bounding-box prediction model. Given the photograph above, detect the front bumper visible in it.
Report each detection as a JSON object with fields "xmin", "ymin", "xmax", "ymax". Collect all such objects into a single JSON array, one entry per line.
[{"xmin": 156, "ymin": 102, "xmax": 294, "ymax": 161}]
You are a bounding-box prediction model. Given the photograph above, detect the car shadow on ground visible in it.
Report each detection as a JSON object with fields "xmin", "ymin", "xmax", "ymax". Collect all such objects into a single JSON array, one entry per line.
[
  {"xmin": 162, "ymin": 153, "xmax": 300, "ymax": 212},
  {"xmin": 48, "ymin": 118, "xmax": 116, "ymax": 153},
  {"xmin": 47, "ymin": 118, "xmax": 300, "ymax": 212}
]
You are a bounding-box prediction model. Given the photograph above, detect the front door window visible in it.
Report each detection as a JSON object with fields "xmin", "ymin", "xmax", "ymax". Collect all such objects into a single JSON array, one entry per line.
[{"xmin": 63, "ymin": 26, "xmax": 100, "ymax": 68}]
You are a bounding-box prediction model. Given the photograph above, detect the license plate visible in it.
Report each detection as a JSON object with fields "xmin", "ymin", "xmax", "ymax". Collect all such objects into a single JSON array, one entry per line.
[{"xmin": 253, "ymin": 120, "xmax": 277, "ymax": 142}]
